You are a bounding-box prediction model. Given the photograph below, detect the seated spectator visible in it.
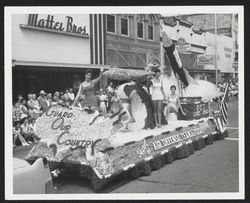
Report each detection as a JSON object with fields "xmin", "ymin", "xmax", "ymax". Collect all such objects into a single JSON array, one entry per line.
[
  {"xmin": 37, "ymin": 90, "xmax": 48, "ymax": 112},
  {"xmin": 58, "ymin": 94, "xmax": 70, "ymax": 108},
  {"xmin": 13, "ymin": 121, "xmax": 29, "ymax": 147},
  {"xmin": 29, "ymin": 118, "xmax": 40, "ymax": 142},
  {"xmin": 19, "ymin": 98, "xmax": 28, "ymax": 119},
  {"xmin": 21, "ymin": 117, "xmax": 34, "ymax": 144}
]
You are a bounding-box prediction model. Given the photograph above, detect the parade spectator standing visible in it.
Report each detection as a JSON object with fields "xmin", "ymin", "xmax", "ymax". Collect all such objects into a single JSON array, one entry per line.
[
  {"xmin": 52, "ymin": 91, "xmax": 60, "ymax": 105},
  {"xmin": 16, "ymin": 95, "xmax": 23, "ymax": 105},
  {"xmin": 149, "ymin": 69, "xmax": 167, "ymax": 128},
  {"xmin": 99, "ymin": 89, "xmax": 108, "ymax": 115},
  {"xmin": 107, "ymin": 81, "xmax": 115, "ymax": 94},
  {"xmin": 37, "ymin": 90, "xmax": 48, "ymax": 112},
  {"xmin": 67, "ymin": 88, "xmax": 75, "ymax": 105},
  {"xmin": 64, "ymin": 89, "xmax": 70, "ymax": 103},
  {"xmin": 13, "ymin": 102, "xmax": 22, "ymax": 122},
  {"xmin": 32, "ymin": 94, "xmax": 42, "ymax": 117},
  {"xmin": 27, "ymin": 94, "xmax": 41, "ymax": 119},
  {"xmin": 19, "ymin": 98, "xmax": 28, "ymax": 119},
  {"xmin": 46, "ymin": 93, "xmax": 52, "ymax": 107}
]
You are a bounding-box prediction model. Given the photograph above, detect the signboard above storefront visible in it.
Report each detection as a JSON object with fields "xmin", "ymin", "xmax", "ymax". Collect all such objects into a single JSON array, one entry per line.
[
  {"xmin": 21, "ymin": 14, "xmax": 89, "ymax": 37},
  {"xmin": 197, "ymin": 54, "xmax": 215, "ymax": 65},
  {"xmin": 175, "ymin": 37, "xmax": 191, "ymax": 54}
]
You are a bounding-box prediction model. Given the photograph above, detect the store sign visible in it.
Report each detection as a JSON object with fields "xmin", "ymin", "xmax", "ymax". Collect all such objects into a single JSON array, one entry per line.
[
  {"xmin": 27, "ymin": 14, "xmax": 88, "ymax": 35},
  {"xmin": 197, "ymin": 54, "xmax": 215, "ymax": 65},
  {"xmin": 152, "ymin": 127, "xmax": 204, "ymax": 151},
  {"xmin": 175, "ymin": 37, "xmax": 191, "ymax": 54}
]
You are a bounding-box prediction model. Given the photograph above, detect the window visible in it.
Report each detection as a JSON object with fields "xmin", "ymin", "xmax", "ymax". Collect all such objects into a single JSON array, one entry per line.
[
  {"xmin": 148, "ymin": 25, "xmax": 153, "ymax": 40},
  {"xmin": 107, "ymin": 15, "xmax": 115, "ymax": 33},
  {"xmin": 121, "ymin": 17, "xmax": 128, "ymax": 35},
  {"xmin": 137, "ymin": 22, "xmax": 143, "ymax": 38}
]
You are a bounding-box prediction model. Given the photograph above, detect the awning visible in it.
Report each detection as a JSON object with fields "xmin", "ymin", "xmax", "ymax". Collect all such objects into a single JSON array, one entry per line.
[{"xmin": 12, "ymin": 60, "xmax": 111, "ymax": 70}]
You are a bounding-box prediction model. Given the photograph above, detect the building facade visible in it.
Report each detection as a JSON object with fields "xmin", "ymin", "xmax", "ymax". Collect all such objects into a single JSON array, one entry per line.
[
  {"xmin": 161, "ymin": 15, "xmax": 236, "ymax": 82},
  {"xmin": 105, "ymin": 14, "xmax": 161, "ymax": 70},
  {"xmin": 12, "ymin": 14, "xmax": 108, "ymax": 101},
  {"xmin": 182, "ymin": 13, "xmax": 238, "ymax": 79},
  {"xmin": 182, "ymin": 14, "xmax": 233, "ymax": 37}
]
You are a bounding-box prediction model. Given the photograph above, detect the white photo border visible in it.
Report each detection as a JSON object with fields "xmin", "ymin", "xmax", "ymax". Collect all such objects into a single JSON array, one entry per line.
[{"xmin": 5, "ymin": 5, "xmax": 244, "ymax": 200}]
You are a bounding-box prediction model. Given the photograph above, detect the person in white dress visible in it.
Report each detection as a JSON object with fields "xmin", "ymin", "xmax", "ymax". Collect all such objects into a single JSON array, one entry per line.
[{"xmin": 164, "ymin": 85, "xmax": 186, "ymax": 120}]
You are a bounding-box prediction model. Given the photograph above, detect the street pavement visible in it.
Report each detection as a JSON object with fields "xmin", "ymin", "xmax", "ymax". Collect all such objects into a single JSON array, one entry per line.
[{"xmin": 13, "ymin": 97, "xmax": 239, "ymax": 193}]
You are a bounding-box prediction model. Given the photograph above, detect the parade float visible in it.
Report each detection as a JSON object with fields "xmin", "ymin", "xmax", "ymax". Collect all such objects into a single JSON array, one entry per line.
[{"xmin": 25, "ymin": 32, "xmax": 228, "ymax": 192}]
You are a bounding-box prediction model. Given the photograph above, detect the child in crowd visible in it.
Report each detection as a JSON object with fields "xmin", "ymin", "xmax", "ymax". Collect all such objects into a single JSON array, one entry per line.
[
  {"xmin": 13, "ymin": 121, "xmax": 29, "ymax": 147},
  {"xmin": 99, "ymin": 88, "xmax": 108, "ymax": 115},
  {"xmin": 109, "ymin": 91, "xmax": 121, "ymax": 115},
  {"xmin": 67, "ymin": 88, "xmax": 75, "ymax": 105}
]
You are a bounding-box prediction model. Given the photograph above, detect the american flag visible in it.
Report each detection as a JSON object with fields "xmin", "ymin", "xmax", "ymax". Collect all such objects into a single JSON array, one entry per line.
[
  {"xmin": 219, "ymin": 83, "xmax": 229, "ymax": 126},
  {"xmin": 213, "ymin": 83, "xmax": 229, "ymax": 133}
]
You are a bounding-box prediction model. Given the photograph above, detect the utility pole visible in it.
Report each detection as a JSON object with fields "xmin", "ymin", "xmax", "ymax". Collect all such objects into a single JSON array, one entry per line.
[
  {"xmin": 232, "ymin": 14, "xmax": 235, "ymax": 79},
  {"xmin": 215, "ymin": 13, "xmax": 218, "ymax": 86}
]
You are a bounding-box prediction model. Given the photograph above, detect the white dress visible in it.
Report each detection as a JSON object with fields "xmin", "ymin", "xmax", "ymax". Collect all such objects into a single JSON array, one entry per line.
[{"xmin": 151, "ymin": 79, "xmax": 164, "ymax": 101}]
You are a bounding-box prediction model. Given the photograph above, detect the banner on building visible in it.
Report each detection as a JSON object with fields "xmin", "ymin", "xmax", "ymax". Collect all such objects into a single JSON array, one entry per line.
[
  {"xmin": 197, "ymin": 54, "xmax": 215, "ymax": 65},
  {"xmin": 175, "ymin": 37, "xmax": 191, "ymax": 54}
]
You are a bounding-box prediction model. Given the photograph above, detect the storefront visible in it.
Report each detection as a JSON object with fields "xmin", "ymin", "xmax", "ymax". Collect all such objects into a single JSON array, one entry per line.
[
  {"xmin": 105, "ymin": 14, "xmax": 161, "ymax": 69},
  {"xmin": 12, "ymin": 14, "xmax": 109, "ymax": 102}
]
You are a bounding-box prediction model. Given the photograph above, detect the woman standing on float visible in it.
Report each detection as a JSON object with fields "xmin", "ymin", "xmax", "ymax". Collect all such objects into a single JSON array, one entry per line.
[
  {"xmin": 149, "ymin": 69, "xmax": 167, "ymax": 128},
  {"xmin": 73, "ymin": 68, "xmax": 105, "ymax": 121}
]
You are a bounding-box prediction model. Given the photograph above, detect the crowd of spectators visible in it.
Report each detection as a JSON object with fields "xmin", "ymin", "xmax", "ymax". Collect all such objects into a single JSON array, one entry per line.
[
  {"xmin": 218, "ymin": 78, "xmax": 238, "ymax": 98},
  {"xmin": 12, "ymin": 83, "xmax": 120, "ymax": 148}
]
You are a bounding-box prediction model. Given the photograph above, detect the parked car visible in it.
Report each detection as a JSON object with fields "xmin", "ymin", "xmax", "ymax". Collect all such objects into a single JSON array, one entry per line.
[{"xmin": 13, "ymin": 157, "xmax": 53, "ymax": 194}]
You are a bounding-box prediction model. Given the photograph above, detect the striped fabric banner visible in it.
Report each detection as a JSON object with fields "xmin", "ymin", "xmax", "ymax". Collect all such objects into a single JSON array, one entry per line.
[{"xmin": 89, "ymin": 14, "xmax": 106, "ymax": 65}]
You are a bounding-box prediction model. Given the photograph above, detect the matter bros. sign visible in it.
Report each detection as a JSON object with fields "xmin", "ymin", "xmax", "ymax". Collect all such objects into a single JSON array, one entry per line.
[{"xmin": 27, "ymin": 14, "xmax": 88, "ymax": 36}]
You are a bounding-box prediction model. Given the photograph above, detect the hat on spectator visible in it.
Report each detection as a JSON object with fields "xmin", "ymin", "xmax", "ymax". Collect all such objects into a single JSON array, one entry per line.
[{"xmin": 39, "ymin": 90, "xmax": 46, "ymax": 95}]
